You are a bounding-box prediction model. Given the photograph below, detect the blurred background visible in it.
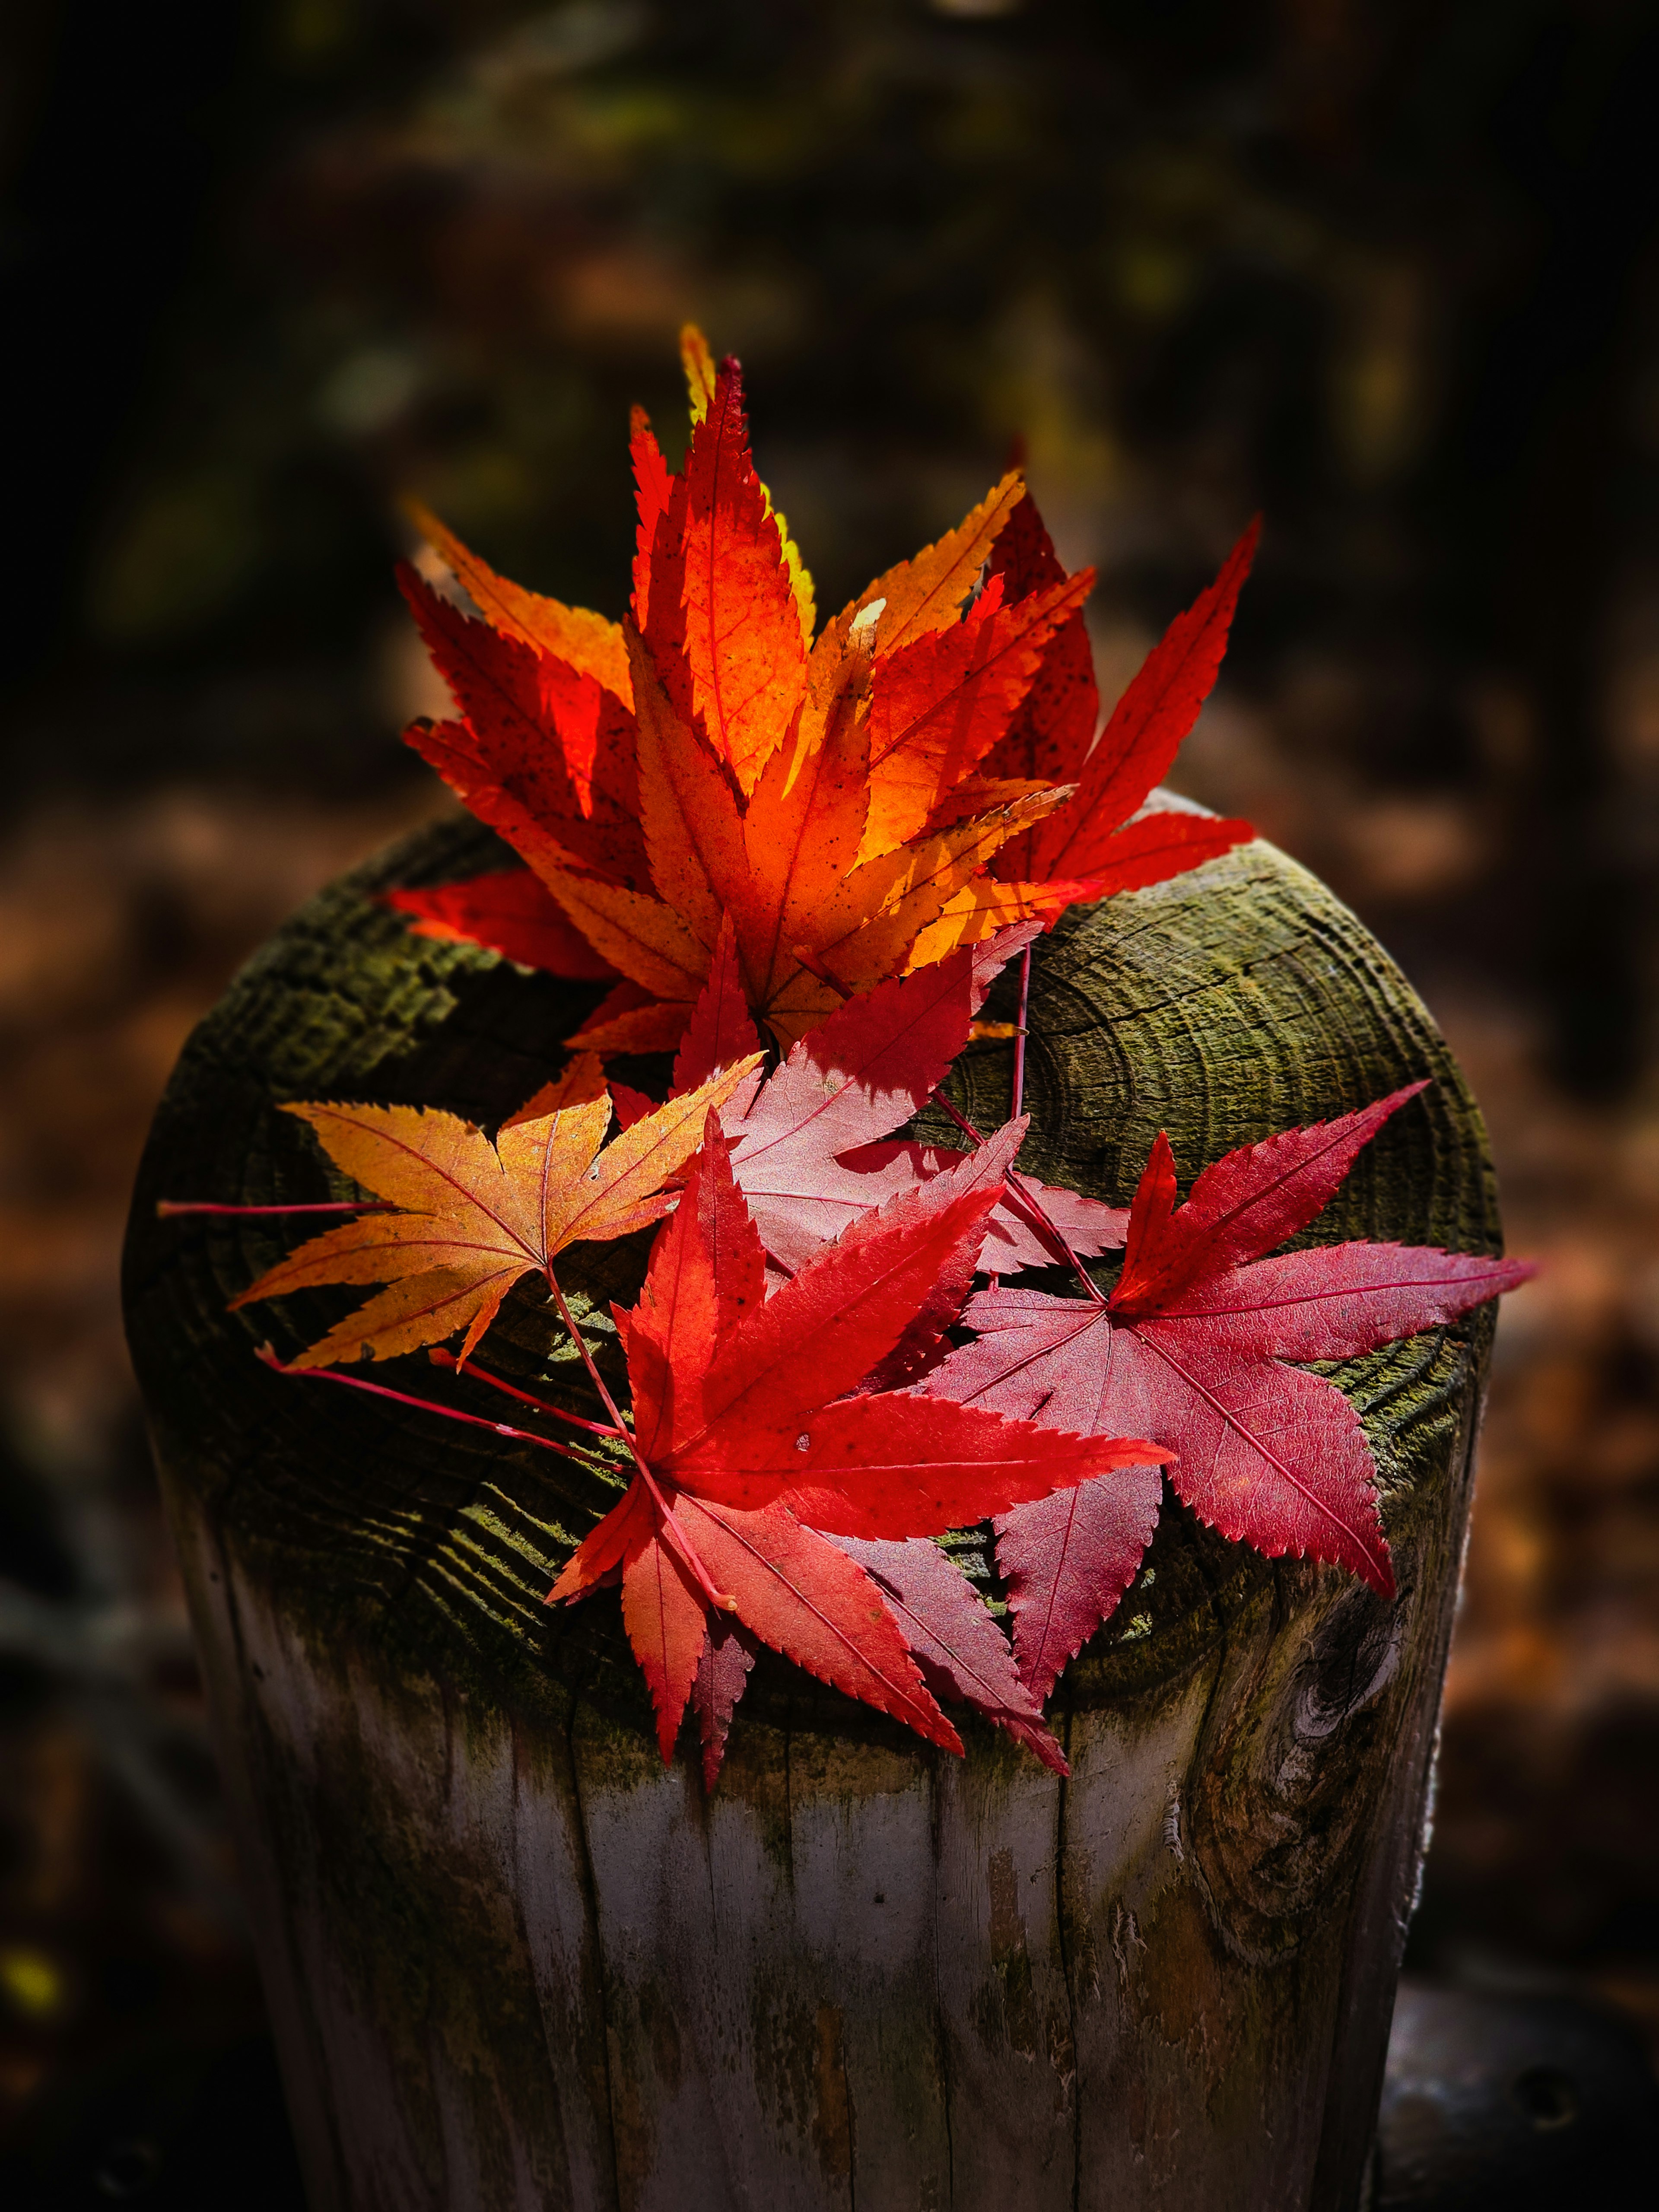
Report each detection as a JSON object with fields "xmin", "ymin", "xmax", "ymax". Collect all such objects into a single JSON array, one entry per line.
[{"xmin": 3, "ymin": 0, "xmax": 1658, "ymax": 2186}]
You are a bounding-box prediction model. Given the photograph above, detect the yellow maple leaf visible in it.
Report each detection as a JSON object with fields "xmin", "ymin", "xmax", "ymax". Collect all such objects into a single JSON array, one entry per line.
[{"xmin": 230, "ymin": 1058, "xmax": 760, "ymax": 1368}]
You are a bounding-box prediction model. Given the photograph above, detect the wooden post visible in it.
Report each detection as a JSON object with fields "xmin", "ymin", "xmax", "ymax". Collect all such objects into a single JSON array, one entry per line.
[{"xmin": 122, "ymin": 817, "xmax": 1506, "ymax": 2212}]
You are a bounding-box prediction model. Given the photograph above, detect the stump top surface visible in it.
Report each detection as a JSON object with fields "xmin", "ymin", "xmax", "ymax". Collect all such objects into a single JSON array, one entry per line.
[{"xmin": 123, "ymin": 820, "xmax": 1502, "ymax": 1753}]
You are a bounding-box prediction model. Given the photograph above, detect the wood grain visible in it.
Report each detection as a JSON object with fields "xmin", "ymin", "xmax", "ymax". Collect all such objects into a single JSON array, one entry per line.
[{"xmin": 124, "ymin": 819, "xmax": 1503, "ymax": 2210}]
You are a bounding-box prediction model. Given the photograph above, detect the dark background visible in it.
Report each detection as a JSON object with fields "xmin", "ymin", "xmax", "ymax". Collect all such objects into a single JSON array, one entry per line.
[{"xmin": 3, "ymin": 0, "xmax": 1657, "ymax": 2166}]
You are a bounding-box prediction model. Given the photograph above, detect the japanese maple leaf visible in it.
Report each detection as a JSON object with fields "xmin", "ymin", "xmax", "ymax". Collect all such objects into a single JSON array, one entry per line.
[
  {"xmin": 925, "ymin": 1081, "xmax": 1535, "ymax": 1700},
  {"xmin": 229, "ymin": 1058, "xmax": 760, "ymax": 1370},
  {"xmin": 543, "ymin": 534, "xmax": 1093, "ymax": 1055},
  {"xmin": 547, "ymin": 1116, "xmax": 1159, "ymax": 1760},
  {"xmin": 828, "ymin": 1537, "xmax": 1067, "ymax": 1773},
  {"xmin": 714, "ymin": 921, "xmax": 1128, "ymax": 1278},
  {"xmin": 393, "ymin": 348, "xmax": 1084, "ymax": 1049},
  {"xmin": 686, "ymin": 1548, "xmax": 1066, "ymax": 1787},
  {"xmin": 385, "ymin": 327, "xmax": 1253, "ymax": 1052},
  {"xmin": 688, "ymin": 1613, "xmax": 760, "ymax": 1789},
  {"xmin": 983, "ymin": 491, "xmax": 1259, "ymax": 894},
  {"xmin": 394, "ymin": 562, "xmax": 645, "ymax": 893},
  {"xmin": 688, "ymin": 1530, "xmax": 1067, "ymax": 1790}
]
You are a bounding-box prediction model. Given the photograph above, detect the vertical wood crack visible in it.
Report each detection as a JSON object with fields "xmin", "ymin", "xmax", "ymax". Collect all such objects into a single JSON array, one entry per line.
[
  {"xmin": 564, "ymin": 1692, "xmax": 624, "ymax": 2212},
  {"xmin": 1052, "ymin": 1706, "xmax": 1083, "ymax": 2212},
  {"xmin": 215, "ymin": 1522, "xmax": 355, "ymax": 2210},
  {"xmin": 928, "ymin": 1756, "xmax": 956, "ymax": 2211}
]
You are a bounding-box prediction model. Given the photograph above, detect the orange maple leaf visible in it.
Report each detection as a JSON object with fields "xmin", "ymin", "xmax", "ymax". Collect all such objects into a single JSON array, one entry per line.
[
  {"xmin": 229, "ymin": 1057, "xmax": 760, "ymax": 1370},
  {"xmin": 388, "ymin": 326, "xmax": 1256, "ymax": 1052}
]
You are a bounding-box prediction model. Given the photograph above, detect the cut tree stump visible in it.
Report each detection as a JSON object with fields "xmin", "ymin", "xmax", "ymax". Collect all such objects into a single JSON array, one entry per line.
[{"xmin": 122, "ymin": 818, "xmax": 1508, "ymax": 2212}]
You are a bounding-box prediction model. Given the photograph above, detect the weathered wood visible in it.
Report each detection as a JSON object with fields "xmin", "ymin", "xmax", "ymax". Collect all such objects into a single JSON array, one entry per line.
[{"xmin": 122, "ymin": 817, "xmax": 1505, "ymax": 2211}]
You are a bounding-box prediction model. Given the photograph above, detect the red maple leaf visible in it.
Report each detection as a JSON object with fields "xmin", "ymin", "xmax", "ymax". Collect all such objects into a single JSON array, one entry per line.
[
  {"xmin": 610, "ymin": 912, "xmax": 1126, "ymax": 1283},
  {"xmin": 547, "ymin": 1114, "xmax": 1158, "ymax": 1760},
  {"xmin": 395, "ymin": 566, "xmax": 645, "ymax": 890},
  {"xmin": 924, "ymin": 1082, "xmax": 1536, "ymax": 1700},
  {"xmin": 385, "ymin": 869, "xmax": 617, "ymax": 980},
  {"xmin": 827, "ymin": 1535, "xmax": 1066, "ymax": 1773},
  {"xmin": 984, "ymin": 493, "xmax": 1260, "ymax": 894},
  {"xmin": 686, "ymin": 1535, "xmax": 1066, "ymax": 1788},
  {"xmin": 688, "ymin": 1612, "xmax": 760, "ymax": 1789}
]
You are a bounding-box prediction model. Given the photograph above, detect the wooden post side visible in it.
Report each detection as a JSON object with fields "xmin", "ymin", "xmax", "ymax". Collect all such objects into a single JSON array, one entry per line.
[{"xmin": 125, "ymin": 819, "xmax": 1506, "ymax": 2211}]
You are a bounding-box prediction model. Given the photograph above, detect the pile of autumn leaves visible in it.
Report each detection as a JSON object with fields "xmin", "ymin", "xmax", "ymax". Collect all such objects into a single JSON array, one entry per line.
[{"xmin": 218, "ymin": 332, "xmax": 1532, "ymax": 1781}]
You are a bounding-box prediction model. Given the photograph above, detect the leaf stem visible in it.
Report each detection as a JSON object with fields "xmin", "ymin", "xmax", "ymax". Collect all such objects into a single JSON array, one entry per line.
[
  {"xmin": 427, "ymin": 1348, "xmax": 625, "ymax": 1438},
  {"xmin": 254, "ymin": 1345, "xmax": 603, "ymax": 1466},
  {"xmin": 794, "ymin": 937, "xmax": 1098, "ymax": 1301},
  {"xmin": 159, "ymin": 1198, "xmax": 393, "ymax": 1219},
  {"xmin": 926, "ymin": 1087, "xmax": 1106, "ymax": 1305},
  {"xmin": 1011, "ymin": 943, "xmax": 1032, "ymax": 1122},
  {"xmin": 543, "ymin": 1268, "xmax": 734, "ymax": 1611}
]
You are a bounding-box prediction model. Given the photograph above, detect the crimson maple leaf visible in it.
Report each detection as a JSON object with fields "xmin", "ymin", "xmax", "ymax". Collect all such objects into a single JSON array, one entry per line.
[
  {"xmin": 385, "ymin": 325, "xmax": 1257, "ymax": 1052},
  {"xmin": 924, "ymin": 1082, "xmax": 1535, "ymax": 1700},
  {"xmin": 825, "ymin": 1536, "xmax": 1066, "ymax": 1772},
  {"xmin": 546, "ymin": 1114, "xmax": 1158, "ymax": 1759},
  {"xmin": 385, "ymin": 869, "xmax": 616, "ymax": 982},
  {"xmin": 585, "ymin": 912, "xmax": 1126, "ymax": 1284},
  {"xmin": 686, "ymin": 1535, "xmax": 1066, "ymax": 1788},
  {"xmin": 982, "ymin": 490, "xmax": 1259, "ymax": 893}
]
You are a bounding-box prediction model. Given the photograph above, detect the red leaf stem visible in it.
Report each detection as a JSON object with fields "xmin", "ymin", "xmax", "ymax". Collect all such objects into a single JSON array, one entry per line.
[
  {"xmin": 253, "ymin": 1343, "xmax": 601, "ymax": 1465},
  {"xmin": 427, "ymin": 1348, "xmax": 626, "ymax": 1438},
  {"xmin": 543, "ymin": 1266, "xmax": 735, "ymax": 1611},
  {"xmin": 1011, "ymin": 944, "xmax": 1033, "ymax": 1123},
  {"xmin": 926, "ymin": 1085, "xmax": 1105, "ymax": 1302}
]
